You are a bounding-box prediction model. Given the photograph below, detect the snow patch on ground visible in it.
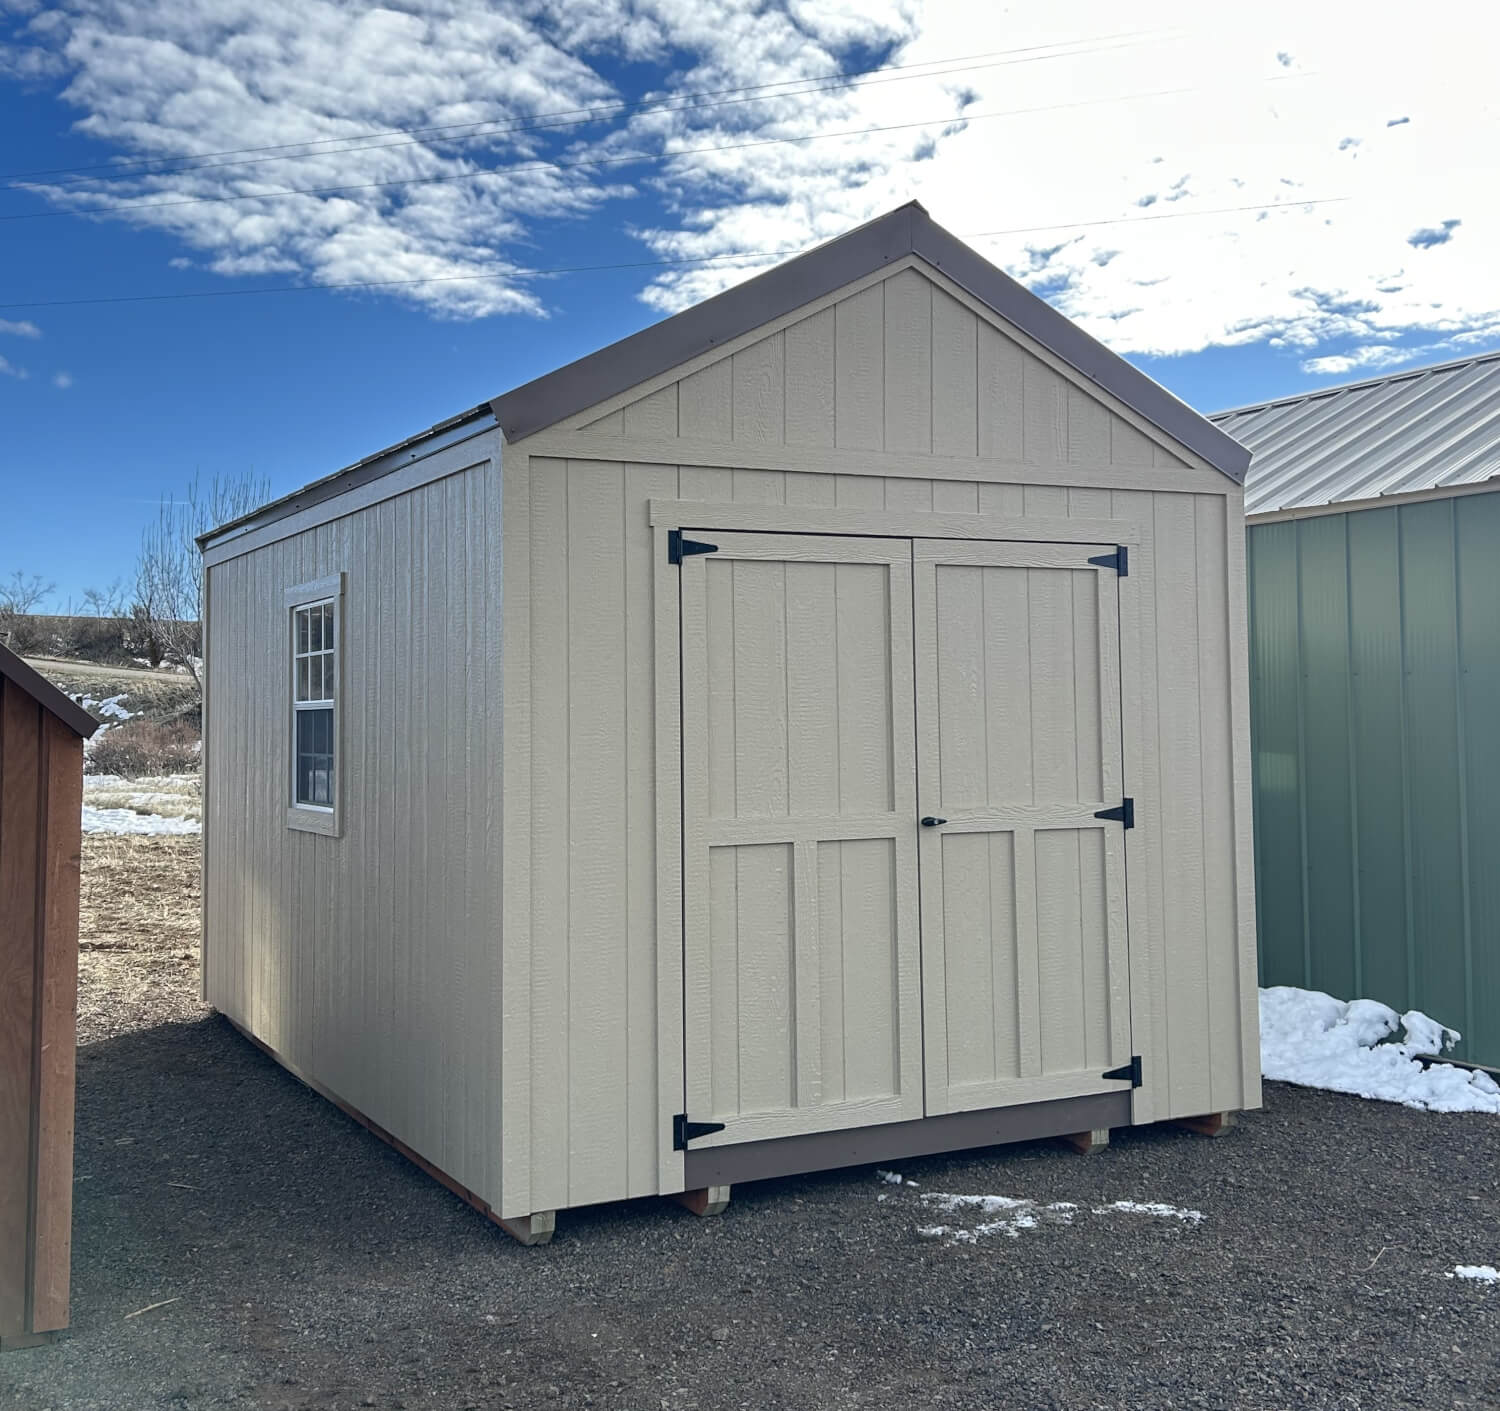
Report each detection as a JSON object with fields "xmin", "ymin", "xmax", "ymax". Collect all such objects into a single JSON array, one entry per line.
[
  {"xmin": 1094, "ymin": 1199, "xmax": 1203, "ymax": 1224},
  {"xmin": 1451, "ymin": 1265, "xmax": 1499, "ymax": 1284},
  {"xmin": 1260, "ymin": 987, "xmax": 1500, "ymax": 1114},
  {"xmin": 81, "ymin": 773, "xmax": 200, "ymax": 836},
  {"xmin": 82, "ymin": 806, "xmax": 200, "ymax": 836},
  {"xmin": 897, "ymin": 1178, "xmax": 1194, "ymax": 1246}
]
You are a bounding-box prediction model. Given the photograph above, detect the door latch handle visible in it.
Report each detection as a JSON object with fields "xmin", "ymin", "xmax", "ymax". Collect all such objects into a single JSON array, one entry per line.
[{"xmin": 920, "ymin": 816, "xmax": 947, "ymax": 827}]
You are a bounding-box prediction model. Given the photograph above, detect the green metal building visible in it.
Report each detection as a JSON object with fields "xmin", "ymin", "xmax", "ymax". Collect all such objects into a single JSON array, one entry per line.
[{"xmin": 1214, "ymin": 353, "xmax": 1500, "ymax": 1065}]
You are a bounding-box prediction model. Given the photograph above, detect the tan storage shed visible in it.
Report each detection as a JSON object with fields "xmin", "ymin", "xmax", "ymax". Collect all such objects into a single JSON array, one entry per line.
[
  {"xmin": 200, "ymin": 203, "xmax": 1259, "ymax": 1243},
  {"xmin": 1, "ymin": 645, "xmax": 95, "ymax": 1343}
]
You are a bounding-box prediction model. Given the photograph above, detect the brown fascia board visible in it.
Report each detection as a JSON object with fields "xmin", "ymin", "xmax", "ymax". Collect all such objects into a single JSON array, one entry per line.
[
  {"xmin": 0, "ymin": 642, "xmax": 100, "ymax": 738},
  {"xmin": 491, "ymin": 201, "xmax": 1250, "ymax": 482}
]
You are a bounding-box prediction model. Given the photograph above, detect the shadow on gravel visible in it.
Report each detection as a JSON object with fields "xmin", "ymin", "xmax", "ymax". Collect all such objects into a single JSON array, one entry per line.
[{"xmin": 1, "ymin": 1013, "xmax": 1496, "ymax": 1411}]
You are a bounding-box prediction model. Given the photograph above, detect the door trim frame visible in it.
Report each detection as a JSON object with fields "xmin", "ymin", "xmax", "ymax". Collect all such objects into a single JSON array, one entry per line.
[{"xmin": 652, "ymin": 506, "xmax": 1148, "ymax": 1193}]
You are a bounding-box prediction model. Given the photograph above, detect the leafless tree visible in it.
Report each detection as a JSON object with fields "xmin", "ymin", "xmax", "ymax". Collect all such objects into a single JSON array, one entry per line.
[
  {"xmin": 81, "ymin": 579, "xmax": 128, "ymax": 617},
  {"xmin": 134, "ymin": 471, "xmax": 269, "ymax": 691},
  {"xmin": 0, "ymin": 570, "xmax": 54, "ymax": 614}
]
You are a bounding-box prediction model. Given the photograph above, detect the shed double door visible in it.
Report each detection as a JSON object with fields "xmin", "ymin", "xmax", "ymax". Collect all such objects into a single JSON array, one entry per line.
[{"xmin": 678, "ymin": 531, "xmax": 1133, "ymax": 1150}]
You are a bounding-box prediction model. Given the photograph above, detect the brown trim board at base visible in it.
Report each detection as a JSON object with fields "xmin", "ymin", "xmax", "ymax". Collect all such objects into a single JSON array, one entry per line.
[{"xmin": 683, "ymin": 1091, "xmax": 1133, "ymax": 1188}]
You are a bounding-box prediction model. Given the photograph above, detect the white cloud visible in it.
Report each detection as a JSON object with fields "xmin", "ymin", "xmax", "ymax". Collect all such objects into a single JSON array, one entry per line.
[
  {"xmin": 0, "ymin": 318, "xmax": 41, "ymax": 337},
  {"xmin": 0, "ymin": 355, "xmax": 29, "ymax": 378},
  {"xmin": 2, "ymin": 0, "xmax": 1498, "ymax": 365},
  {"xmin": 52, "ymin": 369, "xmax": 73, "ymax": 388}
]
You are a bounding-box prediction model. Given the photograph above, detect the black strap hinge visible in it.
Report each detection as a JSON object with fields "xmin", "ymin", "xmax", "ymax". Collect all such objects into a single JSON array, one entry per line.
[
  {"xmin": 668, "ymin": 530, "xmax": 719, "ymax": 565},
  {"xmin": 1104, "ymin": 1055, "xmax": 1143, "ymax": 1087},
  {"xmin": 1094, "ymin": 797, "xmax": 1134, "ymax": 829},
  {"xmin": 673, "ymin": 1113, "xmax": 726, "ymax": 1150},
  {"xmin": 1088, "ymin": 545, "xmax": 1128, "ymax": 576}
]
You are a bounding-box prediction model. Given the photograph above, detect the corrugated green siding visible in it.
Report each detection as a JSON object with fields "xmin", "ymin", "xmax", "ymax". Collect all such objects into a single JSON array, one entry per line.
[{"xmin": 1248, "ymin": 489, "xmax": 1500, "ymax": 1065}]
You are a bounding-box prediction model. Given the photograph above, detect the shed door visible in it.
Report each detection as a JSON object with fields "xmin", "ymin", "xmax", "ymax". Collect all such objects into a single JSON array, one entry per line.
[
  {"xmin": 913, "ymin": 540, "xmax": 1134, "ymax": 1115},
  {"xmin": 679, "ymin": 532, "xmax": 925, "ymax": 1147}
]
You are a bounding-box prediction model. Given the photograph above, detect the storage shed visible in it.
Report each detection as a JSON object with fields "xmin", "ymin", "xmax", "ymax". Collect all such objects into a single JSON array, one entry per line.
[
  {"xmin": 0, "ymin": 645, "xmax": 95, "ymax": 1346},
  {"xmin": 1216, "ymin": 352, "xmax": 1500, "ymax": 1066},
  {"xmin": 200, "ymin": 203, "xmax": 1260, "ymax": 1243}
]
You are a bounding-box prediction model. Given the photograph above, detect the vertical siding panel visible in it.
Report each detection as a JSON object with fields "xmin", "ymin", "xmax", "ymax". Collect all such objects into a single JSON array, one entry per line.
[
  {"xmin": 786, "ymin": 470, "xmax": 836, "ymax": 507},
  {"xmin": 977, "ymin": 326, "xmax": 1024, "ymax": 459},
  {"xmin": 731, "ymin": 468, "xmax": 786, "ymax": 504},
  {"xmin": 884, "ymin": 477, "xmax": 933, "ymax": 512},
  {"xmin": 622, "ymin": 385, "xmax": 679, "ymax": 438},
  {"xmin": 625, "ymin": 463, "xmax": 678, "ymax": 1194},
  {"xmin": 679, "ymin": 360, "xmax": 733, "ymax": 441},
  {"xmin": 1109, "ymin": 418, "xmax": 1157, "ymax": 468},
  {"xmin": 1067, "ymin": 385, "xmax": 1111, "ymax": 466},
  {"xmin": 1345, "ymin": 509, "xmax": 1409, "ymax": 1008},
  {"xmin": 1195, "ymin": 496, "xmax": 1240, "ymax": 1110},
  {"xmin": 1023, "ymin": 485, "xmax": 1067, "ymax": 517},
  {"xmin": 784, "ymin": 309, "xmax": 836, "ymax": 448},
  {"xmin": 1457, "ymin": 492, "xmax": 1500, "ymax": 1063},
  {"xmin": 1248, "ymin": 522, "xmax": 1305, "ymax": 990},
  {"xmin": 1021, "ymin": 357, "xmax": 1067, "ymax": 463},
  {"xmin": 883, "ymin": 269, "xmax": 932, "ymax": 454},
  {"xmin": 1296, "ymin": 516, "xmax": 1357, "ymax": 1000},
  {"xmin": 931, "ymin": 289, "xmax": 978, "ymax": 458},
  {"xmin": 978, "ymin": 482, "xmax": 1024, "ymax": 516},
  {"xmin": 679, "ymin": 465, "xmax": 735, "ymax": 502},
  {"xmin": 933, "ymin": 480, "xmax": 979, "ymax": 513},
  {"xmin": 834, "ymin": 474, "xmax": 885, "ymax": 509},
  {"xmin": 1112, "ymin": 488, "xmax": 1167, "ymax": 1115},
  {"xmin": 732, "ymin": 333, "xmax": 785, "ymax": 445},
  {"xmin": 1399, "ymin": 500, "xmax": 1466, "ymax": 1032},
  {"xmin": 566, "ymin": 462, "xmax": 629, "ymax": 1205},
  {"xmin": 581, "ymin": 409, "xmax": 625, "ymax": 435},
  {"xmin": 529, "ymin": 457, "xmax": 571, "ymax": 1209},
  {"xmin": 834, "ymin": 283, "xmax": 884, "ymax": 451},
  {"xmin": 1153, "ymin": 494, "xmax": 1212, "ymax": 1115}
]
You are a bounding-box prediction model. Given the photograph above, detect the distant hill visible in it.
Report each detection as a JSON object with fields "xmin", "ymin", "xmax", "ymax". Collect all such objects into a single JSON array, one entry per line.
[{"xmin": 0, "ymin": 612, "xmax": 199, "ymax": 668}]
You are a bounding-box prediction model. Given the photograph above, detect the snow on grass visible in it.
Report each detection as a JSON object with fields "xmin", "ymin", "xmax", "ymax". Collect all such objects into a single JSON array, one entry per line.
[
  {"xmin": 81, "ymin": 773, "xmax": 200, "ymax": 836},
  {"xmin": 1451, "ymin": 1266, "xmax": 1499, "ymax": 1284},
  {"xmin": 1093, "ymin": 1199, "xmax": 1203, "ymax": 1224},
  {"xmin": 1260, "ymin": 987, "xmax": 1500, "ymax": 1114}
]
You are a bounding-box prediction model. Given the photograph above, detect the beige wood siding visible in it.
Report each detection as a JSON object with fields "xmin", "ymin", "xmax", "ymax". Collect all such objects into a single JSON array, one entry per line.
[
  {"xmin": 502, "ymin": 446, "xmax": 1255, "ymax": 1216},
  {"xmin": 574, "ymin": 265, "xmax": 1187, "ymax": 471},
  {"xmin": 203, "ymin": 448, "xmax": 504, "ymax": 1207}
]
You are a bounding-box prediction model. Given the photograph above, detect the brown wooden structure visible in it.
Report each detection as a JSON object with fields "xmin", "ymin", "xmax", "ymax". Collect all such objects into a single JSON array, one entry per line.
[{"xmin": 0, "ymin": 644, "xmax": 95, "ymax": 1348}]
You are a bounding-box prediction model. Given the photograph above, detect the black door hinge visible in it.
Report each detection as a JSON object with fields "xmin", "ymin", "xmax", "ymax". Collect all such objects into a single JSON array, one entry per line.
[
  {"xmin": 1088, "ymin": 545, "xmax": 1129, "ymax": 576},
  {"xmin": 1094, "ymin": 797, "xmax": 1135, "ymax": 829},
  {"xmin": 668, "ymin": 530, "xmax": 719, "ymax": 565},
  {"xmin": 673, "ymin": 1113, "xmax": 727, "ymax": 1150},
  {"xmin": 1103, "ymin": 1055, "xmax": 1143, "ymax": 1087}
]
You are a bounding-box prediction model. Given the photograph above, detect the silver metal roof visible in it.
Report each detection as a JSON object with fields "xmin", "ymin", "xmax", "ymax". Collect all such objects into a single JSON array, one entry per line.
[{"xmin": 1212, "ymin": 350, "xmax": 1500, "ymax": 516}]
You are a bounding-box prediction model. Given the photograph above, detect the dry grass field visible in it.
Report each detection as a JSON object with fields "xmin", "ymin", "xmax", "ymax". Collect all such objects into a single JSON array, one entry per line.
[{"xmin": 77, "ymin": 834, "xmax": 206, "ymax": 1044}]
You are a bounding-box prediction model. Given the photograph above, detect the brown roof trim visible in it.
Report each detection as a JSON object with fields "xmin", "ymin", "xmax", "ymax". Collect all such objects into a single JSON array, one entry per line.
[
  {"xmin": 492, "ymin": 202, "xmax": 1250, "ymax": 482},
  {"xmin": 0, "ymin": 643, "xmax": 100, "ymax": 738}
]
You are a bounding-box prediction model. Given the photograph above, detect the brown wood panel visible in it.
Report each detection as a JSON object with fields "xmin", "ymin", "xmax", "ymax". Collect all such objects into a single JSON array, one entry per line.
[
  {"xmin": 0, "ymin": 681, "xmax": 41, "ymax": 1337},
  {"xmin": 31, "ymin": 718, "xmax": 81, "ymax": 1332}
]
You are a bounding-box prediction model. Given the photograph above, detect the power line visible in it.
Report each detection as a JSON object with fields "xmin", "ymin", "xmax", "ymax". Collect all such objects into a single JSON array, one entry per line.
[
  {"xmin": 0, "ymin": 80, "xmax": 1249, "ymax": 224},
  {"xmin": 0, "ymin": 199, "xmax": 1351, "ymax": 312},
  {"xmin": 2, "ymin": 32, "xmax": 1163, "ymax": 187}
]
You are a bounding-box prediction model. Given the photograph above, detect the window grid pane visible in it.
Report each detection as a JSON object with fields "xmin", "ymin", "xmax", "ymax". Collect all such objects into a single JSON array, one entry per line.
[{"xmin": 291, "ymin": 595, "xmax": 337, "ymax": 809}]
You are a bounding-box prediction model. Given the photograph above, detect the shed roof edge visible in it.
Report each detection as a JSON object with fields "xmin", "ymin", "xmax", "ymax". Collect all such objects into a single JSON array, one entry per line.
[{"xmin": 0, "ymin": 642, "xmax": 100, "ymax": 738}]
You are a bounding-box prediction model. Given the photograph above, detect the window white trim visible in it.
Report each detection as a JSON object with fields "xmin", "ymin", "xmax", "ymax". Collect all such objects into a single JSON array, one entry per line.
[{"xmin": 285, "ymin": 573, "xmax": 344, "ymax": 836}]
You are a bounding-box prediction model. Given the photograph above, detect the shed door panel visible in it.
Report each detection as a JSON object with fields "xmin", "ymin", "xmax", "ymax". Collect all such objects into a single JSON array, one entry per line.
[
  {"xmin": 681, "ymin": 532, "xmax": 924, "ymax": 1146},
  {"xmin": 914, "ymin": 540, "xmax": 1133, "ymax": 1114}
]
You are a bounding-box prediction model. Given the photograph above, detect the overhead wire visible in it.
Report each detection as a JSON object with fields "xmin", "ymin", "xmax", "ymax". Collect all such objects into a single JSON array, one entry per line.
[
  {"xmin": 0, "ymin": 32, "xmax": 1166, "ymax": 187},
  {"xmin": 0, "ymin": 70, "xmax": 1318, "ymax": 224},
  {"xmin": 0, "ymin": 199, "xmax": 1352, "ymax": 312}
]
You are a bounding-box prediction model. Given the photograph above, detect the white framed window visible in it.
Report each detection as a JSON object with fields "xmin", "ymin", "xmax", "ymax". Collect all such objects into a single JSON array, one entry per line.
[{"xmin": 285, "ymin": 573, "xmax": 343, "ymax": 835}]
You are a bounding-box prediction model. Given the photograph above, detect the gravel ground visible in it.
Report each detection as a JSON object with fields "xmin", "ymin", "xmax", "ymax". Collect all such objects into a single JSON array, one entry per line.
[{"xmin": 4, "ymin": 837, "xmax": 1497, "ymax": 1410}]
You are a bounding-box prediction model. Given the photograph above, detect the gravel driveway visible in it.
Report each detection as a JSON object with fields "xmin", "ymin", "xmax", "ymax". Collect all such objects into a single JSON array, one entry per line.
[{"xmin": 4, "ymin": 839, "xmax": 1498, "ymax": 1410}]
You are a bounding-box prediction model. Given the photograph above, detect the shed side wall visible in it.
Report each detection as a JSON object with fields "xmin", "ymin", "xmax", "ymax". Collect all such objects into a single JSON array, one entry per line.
[
  {"xmin": 504, "ymin": 448, "xmax": 1254, "ymax": 1216},
  {"xmin": 204, "ymin": 449, "xmax": 504, "ymax": 1204},
  {"xmin": 1248, "ymin": 487, "xmax": 1500, "ymax": 1064}
]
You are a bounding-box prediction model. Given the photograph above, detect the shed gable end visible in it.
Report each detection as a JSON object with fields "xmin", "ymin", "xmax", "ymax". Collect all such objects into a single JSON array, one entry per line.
[{"xmin": 572, "ymin": 266, "xmax": 1186, "ymax": 470}]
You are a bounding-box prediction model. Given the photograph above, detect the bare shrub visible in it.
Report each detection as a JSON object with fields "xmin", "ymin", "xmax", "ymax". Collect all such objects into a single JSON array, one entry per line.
[{"xmin": 89, "ymin": 718, "xmax": 201, "ymax": 778}]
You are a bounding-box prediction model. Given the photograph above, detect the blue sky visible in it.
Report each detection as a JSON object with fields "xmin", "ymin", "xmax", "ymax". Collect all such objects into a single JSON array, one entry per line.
[{"xmin": 1, "ymin": 0, "xmax": 1495, "ymax": 608}]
